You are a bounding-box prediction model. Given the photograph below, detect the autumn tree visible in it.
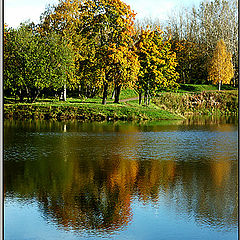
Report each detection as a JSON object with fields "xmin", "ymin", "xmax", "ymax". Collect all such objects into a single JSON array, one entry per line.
[
  {"xmin": 208, "ymin": 39, "xmax": 234, "ymax": 90},
  {"xmin": 135, "ymin": 27, "xmax": 179, "ymax": 105},
  {"xmin": 40, "ymin": 0, "xmax": 139, "ymax": 104},
  {"xmin": 199, "ymin": 0, "xmax": 238, "ymax": 84},
  {"xmin": 166, "ymin": 0, "xmax": 238, "ymax": 85},
  {"xmin": 81, "ymin": 0, "xmax": 139, "ymax": 104},
  {"xmin": 107, "ymin": 44, "xmax": 140, "ymax": 103}
]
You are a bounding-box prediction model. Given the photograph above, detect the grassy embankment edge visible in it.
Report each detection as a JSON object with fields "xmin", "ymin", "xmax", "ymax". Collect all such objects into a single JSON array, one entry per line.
[
  {"xmin": 4, "ymin": 85, "xmax": 238, "ymax": 121},
  {"xmin": 3, "ymin": 101, "xmax": 183, "ymax": 121}
]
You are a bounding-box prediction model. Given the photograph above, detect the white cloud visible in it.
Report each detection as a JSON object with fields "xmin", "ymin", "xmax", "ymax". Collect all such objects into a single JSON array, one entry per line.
[
  {"xmin": 4, "ymin": 0, "xmax": 201, "ymax": 28},
  {"xmin": 125, "ymin": 0, "xmax": 200, "ymax": 17},
  {"xmin": 124, "ymin": 0, "xmax": 181, "ymax": 20},
  {"xmin": 4, "ymin": 0, "xmax": 58, "ymax": 27},
  {"xmin": 5, "ymin": 6, "xmax": 42, "ymax": 27}
]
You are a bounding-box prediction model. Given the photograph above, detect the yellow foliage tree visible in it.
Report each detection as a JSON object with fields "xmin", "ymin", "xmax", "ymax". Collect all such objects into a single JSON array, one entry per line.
[{"xmin": 208, "ymin": 39, "xmax": 234, "ymax": 91}]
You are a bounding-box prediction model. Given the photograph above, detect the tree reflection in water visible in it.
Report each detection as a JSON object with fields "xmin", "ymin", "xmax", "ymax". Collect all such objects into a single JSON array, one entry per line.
[{"xmin": 4, "ymin": 119, "xmax": 238, "ymax": 235}]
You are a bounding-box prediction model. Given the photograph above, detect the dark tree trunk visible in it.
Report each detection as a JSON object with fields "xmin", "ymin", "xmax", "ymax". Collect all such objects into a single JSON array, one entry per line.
[
  {"xmin": 139, "ymin": 92, "xmax": 142, "ymax": 105},
  {"xmin": 144, "ymin": 92, "xmax": 149, "ymax": 106},
  {"xmin": 32, "ymin": 90, "xmax": 40, "ymax": 103},
  {"xmin": 113, "ymin": 85, "xmax": 121, "ymax": 103},
  {"xmin": 148, "ymin": 95, "xmax": 151, "ymax": 105},
  {"xmin": 102, "ymin": 82, "xmax": 108, "ymax": 105},
  {"xmin": 18, "ymin": 89, "xmax": 24, "ymax": 102}
]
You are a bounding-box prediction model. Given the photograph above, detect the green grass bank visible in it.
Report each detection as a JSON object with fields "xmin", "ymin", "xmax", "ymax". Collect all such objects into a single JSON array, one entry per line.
[
  {"xmin": 4, "ymin": 101, "xmax": 182, "ymax": 121},
  {"xmin": 4, "ymin": 86, "xmax": 238, "ymax": 121}
]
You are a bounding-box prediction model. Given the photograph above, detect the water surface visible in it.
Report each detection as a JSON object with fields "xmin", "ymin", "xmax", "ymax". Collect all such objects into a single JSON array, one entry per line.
[{"xmin": 4, "ymin": 117, "xmax": 238, "ymax": 240}]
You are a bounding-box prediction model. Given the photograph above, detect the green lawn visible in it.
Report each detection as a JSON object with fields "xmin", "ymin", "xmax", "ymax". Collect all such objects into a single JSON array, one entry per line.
[
  {"xmin": 177, "ymin": 84, "xmax": 237, "ymax": 92},
  {"xmin": 4, "ymin": 96, "xmax": 182, "ymax": 121},
  {"xmin": 4, "ymin": 84, "xmax": 237, "ymax": 121},
  {"xmin": 119, "ymin": 88, "xmax": 138, "ymax": 99}
]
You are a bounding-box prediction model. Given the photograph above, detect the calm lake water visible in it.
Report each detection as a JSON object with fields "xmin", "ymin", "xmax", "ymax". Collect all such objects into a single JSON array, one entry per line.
[{"xmin": 4, "ymin": 117, "xmax": 238, "ymax": 240}]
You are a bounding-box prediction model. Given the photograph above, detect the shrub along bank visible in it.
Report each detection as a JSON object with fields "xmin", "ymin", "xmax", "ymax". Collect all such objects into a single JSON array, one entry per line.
[{"xmin": 153, "ymin": 90, "xmax": 238, "ymax": 115}]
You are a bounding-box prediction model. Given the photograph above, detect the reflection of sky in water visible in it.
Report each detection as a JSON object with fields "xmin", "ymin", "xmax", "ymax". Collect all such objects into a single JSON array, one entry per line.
[
  {"xmin": 136, "ymin": 130, "xmax": 237, "ymax": 161},
  {"xmin": 5, "ymin": 200, "xmax": 82, "ymax": 240},
  {"xmin": 5, "ymin": 198, "xmax": 238, "ymax": 240}
]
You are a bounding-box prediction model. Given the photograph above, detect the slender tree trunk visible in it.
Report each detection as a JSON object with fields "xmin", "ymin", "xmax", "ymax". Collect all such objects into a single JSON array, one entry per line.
[
  {"xmin": 144, "ymin": 92, "xmax": 148, "ymax": 105},
  {"xmin": 144, "ymin": 91, "xmax": 150, "ymax": 106},
  {"xmin": 139, "ymin": 92, "xmax": 142, "ymax": 105},
  {"xmin": 218, "ymin": 80, "xmax": 221, "ymax": 91},
  {"xmin": 25, "ymin": 86, "xmax": 30, "ymax": 102},
  {"xmin": 18, "ymin": 89, "xmax": 24, "ymax": 102},
  {"xmin": 63, "ymin": 84, "xmax": 67, "ymax": 101},
  {"xmin": 102, "ymin": 82, "xmax": 108, "ymax": 105},
  {"xmin": 32, "ymin": 90, "xmax": 40, "ymax": 103},
  {"xmin": 114, "ymin": 85, "xmax": 121, "ymax": 103},
  {"xmin": 91, "ymin": 87, "xmax": 96, "ymax": 98},
  {"xmin": 79, "ymin": 85, "xmax": 81, "ymax": 97},
  {"xmin": 111, "ymin": 89, "xmax": 115, "ymax": 99}
]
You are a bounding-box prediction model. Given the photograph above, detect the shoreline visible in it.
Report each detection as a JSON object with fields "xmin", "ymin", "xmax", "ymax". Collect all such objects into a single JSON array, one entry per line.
[
  {"xmin": 4, "ymin": 90, "xmax": 238, "ymax": 121},
  {"xmin": 3, "ymin": 103, "xmax": 183, "ymax": 121}
]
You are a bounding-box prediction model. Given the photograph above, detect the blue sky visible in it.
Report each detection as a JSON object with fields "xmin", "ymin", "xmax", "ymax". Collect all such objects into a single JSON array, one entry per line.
[{"xmin": 4, "ymin": 0, "xmax": 202, "ymax": 28}]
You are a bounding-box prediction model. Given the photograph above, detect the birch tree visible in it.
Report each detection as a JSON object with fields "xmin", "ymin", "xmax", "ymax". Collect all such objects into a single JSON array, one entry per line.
[
  {"xmin": 166, "ymin": 0, "xmax": 238, "ymax": 85},
  {"xmin": 208, "ymin": 39, "xmax": 234, "ymax": 90},
  {"xmin": 199, "ymin": 0, "xmax": 238, "ymax": 85}
]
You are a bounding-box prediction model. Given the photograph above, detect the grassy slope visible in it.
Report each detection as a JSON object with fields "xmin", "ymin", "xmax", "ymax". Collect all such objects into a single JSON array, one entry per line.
[
  {"xmin": 119, "ymin": 88, "xmax": 138, "ymax": 99},
  {"xmin": 177, "ymin": 83, "xmax": 237, "ymax": 92},
  {"xmin": 4, "ymin": 86, "xmax": 238, "ymax": 121},
  {"xmin": 4, "ymin": 89, "xmax": 182, "ymax": 121},
  {"xmin": 4, "ymin": 102, "xmax": 181, "ymax": 121}
]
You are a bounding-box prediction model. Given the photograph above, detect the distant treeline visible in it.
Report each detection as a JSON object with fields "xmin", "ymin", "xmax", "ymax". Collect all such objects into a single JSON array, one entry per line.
[{"xmin": 4, "ymin": 0, "xmax": 238, "ymax": 104}]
